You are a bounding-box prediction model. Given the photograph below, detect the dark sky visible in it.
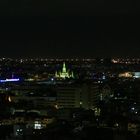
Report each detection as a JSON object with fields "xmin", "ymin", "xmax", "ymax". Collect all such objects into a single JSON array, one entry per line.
[{"xmin": 0, "ymin": 0, "xmax": 140, "ymax": 58}]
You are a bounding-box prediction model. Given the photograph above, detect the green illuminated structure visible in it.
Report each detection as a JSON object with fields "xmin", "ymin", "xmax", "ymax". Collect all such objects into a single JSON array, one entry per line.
[{"xmin": 55, "ymin": 62, "xmax": 74, "ymax": 79}]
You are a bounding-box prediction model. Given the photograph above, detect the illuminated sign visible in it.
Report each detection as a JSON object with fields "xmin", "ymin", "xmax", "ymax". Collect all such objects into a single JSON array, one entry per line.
[{"xmin": 0, "ymin": 78, "xmax": 20, "ymax": 83}]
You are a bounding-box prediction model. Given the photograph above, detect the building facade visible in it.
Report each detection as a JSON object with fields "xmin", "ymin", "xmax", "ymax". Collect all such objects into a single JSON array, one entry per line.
[{"xmin": 56, "ymin": 83, "xmax": 99, "ymax": 109}]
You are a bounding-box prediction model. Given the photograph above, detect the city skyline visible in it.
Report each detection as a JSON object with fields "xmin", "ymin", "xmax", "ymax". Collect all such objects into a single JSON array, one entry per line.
[{"xmin": 0, "ymin": 1, "xmax": 140, "ymax": 139}]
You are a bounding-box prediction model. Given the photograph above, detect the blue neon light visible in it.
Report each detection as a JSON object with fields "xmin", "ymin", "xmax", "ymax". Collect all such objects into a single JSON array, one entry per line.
[{"xmin": 0, "ymin": 78, "xmax": 20, "ymax": 83}]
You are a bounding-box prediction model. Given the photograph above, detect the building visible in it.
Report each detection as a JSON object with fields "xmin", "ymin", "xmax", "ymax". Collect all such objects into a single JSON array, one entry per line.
[
  {"xmin": 118, "ymin": 72, "xmax": 140, "ymax": 79},
  {"xmin": 119, "ymin": 72, "xmax": 133, "ymax": 78},
  {"xmin": 55, "ymin": 62, "xmax": 74, "ymax": 79},
  {"xmin": 56, "ymin": 83, "xmax": 99, "ymax": 109}
]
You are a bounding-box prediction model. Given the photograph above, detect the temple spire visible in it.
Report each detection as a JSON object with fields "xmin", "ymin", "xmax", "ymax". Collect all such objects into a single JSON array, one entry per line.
[{"xmin": 62, "ymin": 62, "xmax": 66, "ymax": 73}]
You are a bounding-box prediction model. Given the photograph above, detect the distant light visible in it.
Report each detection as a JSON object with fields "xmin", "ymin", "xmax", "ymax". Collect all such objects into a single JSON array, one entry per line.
[
  {"xmin": 114, "ymin": 123, "xmax": 119, "ymax": 127},
  {"xmin": 8, "ymin": 96, "xmax": 12, "ymax": 102},
  {"xmin": 17, "ymin": 129, "xmax": 22, "ymax": 132},
  {"xmin": 51, "ymin": 78, "xmax": 54, "ymax": 81},
  {"xmin": 102, "ymin": 75, "xmax": 106, "ymax": 80},
  {"xmin": 6, "ymin": 88, "xmax": 9, "ymax": 91},
  {"xmin": 25, "ymin": 78, "xmax": 34, "ymax": 81},
  {"xmin": 34, "ymin": 121, "xmax": 42, "ymax": 129},
  {"xmin": 131, "ymin": 107, "xmax": 135, "ymax": 110},
  {"xmin": 80, "ymin": 101, "xmax": 83, "ymax": 105},
  {"xmin": 54, "ymin": 104, "xmax": 59, "ymax": 109}
]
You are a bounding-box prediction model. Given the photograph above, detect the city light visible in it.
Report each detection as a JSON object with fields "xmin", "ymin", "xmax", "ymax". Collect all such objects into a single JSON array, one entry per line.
[{"xmin": 0, "ymin": 58, "xmax": 140, "ymax": 139}]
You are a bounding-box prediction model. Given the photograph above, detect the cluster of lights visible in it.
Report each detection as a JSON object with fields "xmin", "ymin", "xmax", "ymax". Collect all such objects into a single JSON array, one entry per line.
[
  {"xmin": 34, "ymin": 121, "xmax": 42, "ymax": 129},
  {"xmin": 112, "ymin": 58, "xmax": 140, "ymax": 64}
]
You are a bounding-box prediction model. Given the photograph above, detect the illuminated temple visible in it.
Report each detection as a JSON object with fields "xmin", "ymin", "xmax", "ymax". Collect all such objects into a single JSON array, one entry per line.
[{"xmin": 55, "ymin": 62, "xmax": 74, "ymax": 79}]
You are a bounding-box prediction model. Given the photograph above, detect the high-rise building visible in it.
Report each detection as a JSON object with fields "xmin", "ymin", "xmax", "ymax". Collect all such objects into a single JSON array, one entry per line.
[{"xmin": 56, "ymin": 83, "xmax": 99, "ymax": 109}]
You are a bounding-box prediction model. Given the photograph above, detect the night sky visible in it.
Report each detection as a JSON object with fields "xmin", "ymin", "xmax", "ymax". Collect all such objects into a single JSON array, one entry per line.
[{"xmin": 0, "ymin": 0, "xmax": 140, "ymax": 58}]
